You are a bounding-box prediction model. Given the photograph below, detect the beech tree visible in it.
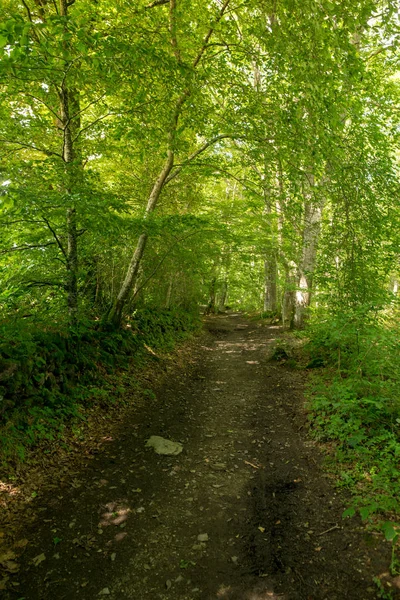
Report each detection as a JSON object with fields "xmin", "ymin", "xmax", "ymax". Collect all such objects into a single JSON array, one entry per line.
[{"xmin": 0, "ymin": 0, "xmax": 399, "ymax": 329}]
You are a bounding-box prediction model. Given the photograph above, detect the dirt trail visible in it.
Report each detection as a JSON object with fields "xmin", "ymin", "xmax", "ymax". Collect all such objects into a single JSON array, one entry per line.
[{"xmin": 2, "ymin": 314, "xmax": 395, "ymax": 599}]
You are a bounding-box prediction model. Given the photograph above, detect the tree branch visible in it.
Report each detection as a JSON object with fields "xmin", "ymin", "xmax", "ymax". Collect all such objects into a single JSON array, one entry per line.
[
  {"xmin": 0, "ymin": 242, "xmax": 56, "ymax": 255},
  {"xmin": 131, "ymin": 230, "xmax": 205, "ymax": 300},
  {"xmin": 165, "ymin": 134, "xmax": 236, "ymax": 184},
  {"xmin": 42, "ymin": 216, "xmax": 67, "ymax": 259},
  {"xmin": 72, "ymin": 112, "xmax": 113, "ymax": 142},
  {"xmin": 25, "ymin": 280, "xmax": 65, "ymax": 289},
  {"xmin": 169, "ymin": 0, "xmax": 181, "ymax": 63},
  {"xmin": 0, "ymin": 139, "xmax": 63, "ymax": 159},
  {"xmin": 145, "ymin": 0, "xmax": 169, "ymax": 8},
  {"xmin": 69, "ymin": 93, "xmax": 107, "ymax": 122},
  {"xmin": 18, "ymin": 91, "xmax": 60, "ymax": 121},
  {"xmin": 193, "ymin": 0, "xmax": 231, "ymax": 68}
]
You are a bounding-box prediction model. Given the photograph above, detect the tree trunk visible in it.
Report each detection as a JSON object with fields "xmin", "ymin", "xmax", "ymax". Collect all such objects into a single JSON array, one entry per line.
[
  {"xmin": 59, "ymin": 0, "xmax": 79, "ymax": 325},
  {"xmin": 218, "ymin": 278, "xmax": 228, "ymax": 312},
  {"xmin": 294, "ymin": 199, "xmax": 323, "ymax": 329},
  {"xmin": 206, "ymin": 277, "xmax": 217, "ymax": 314},
  {"xmin": 389, "ymin": 275, "xmax": 398, "ymax": 296},
  {"xmin": 108, "ymin": 148, "xmax": 174, "ymax": 326},
  {"xmin": 66, "ymin": 207, "xmax": 78, "ymax": 323},
  {"xmin": 282, "ymin": 261, "xmax": 296, "ymax": 329},
  {"xmin": 263, "ymin": 254, "xmax": 277, "ymax": 313},
  {"xmin": 165, "ymin": 274, "xmax": 174, "ymax": 308},
  {"xmin": 109, "ymin": 232, "xmax": 149, "ymax": 326}
]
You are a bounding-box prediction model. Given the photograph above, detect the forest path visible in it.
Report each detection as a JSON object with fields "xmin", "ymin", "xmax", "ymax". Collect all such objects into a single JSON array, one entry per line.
[{"xmin": 5, "ymin": 314, "xmax": 393, "ymax": 599}]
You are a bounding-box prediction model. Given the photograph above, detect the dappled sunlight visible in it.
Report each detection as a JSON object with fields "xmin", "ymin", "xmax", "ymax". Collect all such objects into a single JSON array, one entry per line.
[
  {"xmin": 216, "ymin": 341, "xmax": 268, "ymax": 351},
  {"xmin": 100, "ymin": 502, "xmax": 131, "ymax": 527},
  {"xmin": 217, "ymin": 583, "xmax": 287, "ymax": 599},
  {"xmin": 0, "ymin": 480, "xmax": 21, "ymax": 501},
  {"xmin": 378, "ymin": 572, "xmax": 400, "ymax": 590}
]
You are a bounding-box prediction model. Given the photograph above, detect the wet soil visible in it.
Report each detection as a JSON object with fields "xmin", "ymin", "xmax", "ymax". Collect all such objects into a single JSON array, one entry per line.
[{"xmin": 1, "ymin": 314, "xmax": 397, "ymax": 599}]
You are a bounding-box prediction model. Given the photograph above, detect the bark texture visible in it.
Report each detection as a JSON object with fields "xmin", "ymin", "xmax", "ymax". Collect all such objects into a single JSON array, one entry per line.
[
  {"xmin": 282, "ymin": 261, "xmax": 296, "ymax": 329},
  {"xmin": 59, "ymin": 0, "xmax": 80, "ymax": 324},
  {"xmin": 294, "ymin": 200, "xmax": 323, "ymax": 329},
  {"xmin": 263, "ymin": 255, "xmax": 277, "ymax": 314}
]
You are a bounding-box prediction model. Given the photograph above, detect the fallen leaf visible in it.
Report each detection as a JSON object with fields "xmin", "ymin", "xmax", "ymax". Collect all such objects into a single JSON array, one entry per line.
[
  {"xmin": 32, "ymin": 553, "xmax": 46, "ymax": 567},
  {"xmin": 2, "ymin": 561, "xmax": 19, "ymax": 573},
  {"xmin": 258, "ymin": 527, "xmax": 265, "ymax": 533}
]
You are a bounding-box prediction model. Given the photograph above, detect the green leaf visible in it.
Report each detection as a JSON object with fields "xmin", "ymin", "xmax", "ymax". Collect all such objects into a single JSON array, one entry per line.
[
  {"xmin": 342, "ymin": 507, "xmax": 355, "ymax": 519},
  {"xmin": 382, "ymin": 522, "xmax": 399, "ymax": 542}
]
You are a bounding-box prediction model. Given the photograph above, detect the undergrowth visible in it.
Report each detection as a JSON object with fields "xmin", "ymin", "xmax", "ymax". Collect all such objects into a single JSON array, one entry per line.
[
  {"xmin": 306, "ymin": 306, "xmax": 400, "ymax": 536},
  {"xmin": 0, "ymin": 307, "xmax": 200, "ymax": 467}
]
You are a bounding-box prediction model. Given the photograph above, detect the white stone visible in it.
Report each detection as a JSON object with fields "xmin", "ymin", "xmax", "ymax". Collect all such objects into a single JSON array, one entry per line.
[{"xmin": 145, "ymin": 436, "xmax": 183, "ymax": 456}]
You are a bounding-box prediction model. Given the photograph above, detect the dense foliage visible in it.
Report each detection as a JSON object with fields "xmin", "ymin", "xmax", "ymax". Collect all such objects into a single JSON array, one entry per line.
[{"xmin": 1, "ymin": 0, "xmax": 400, "ymax": 527}]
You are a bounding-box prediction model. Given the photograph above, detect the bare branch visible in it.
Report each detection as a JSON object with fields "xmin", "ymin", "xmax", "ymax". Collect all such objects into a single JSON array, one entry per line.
[
  {"xmin": 365, "ymin": 45, "xmax": 393, "ymax": 61},
  {"xmin": 18, "ymin": 91, "xmax": 60, "ymax": 121},
  {"xmin": 72, "ymin": 112, "xmax": 113, "ymax": 142},
  {"xmin": 165, "ymin": 134, "xmax": 236, "ymax": 184},
  {"xmin": 193, "ymin": 0, "xmax": 231, "ymax": 68},
  {"xmin": 0, "ymin": 139, "xmax": 63, "ymax": 159},
  {"xmin": 25, "ymin": 280, "xmax": 65, "ymax": 289},
  {"xmin": 1, "ymin": 219, "xmax": 45, "ymax": 226},
  {"xmin": 21, "ymin": 0, "xmax": 34, "ymax": 23},
  {"xmin": 69, "ymin": 93, "xmax": 107, "ymax": 122},
  {"xmin": 0, "ymin": 242, "xmax": 56, "ymax": 255},
  {"xmin": 132, "ymin": 230, "xmax": 204, "ymax": 299},
  {"xmin": 42, "ymin": 216, "xmax": 67, "ymax": 259}
]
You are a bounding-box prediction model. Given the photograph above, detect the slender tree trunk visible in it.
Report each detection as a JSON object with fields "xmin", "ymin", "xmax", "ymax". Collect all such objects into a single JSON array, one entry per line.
[
  {"xmin": 262, "ymin": 163, "xmax": 279, "ymax": 315},
  {"xmin": 165, "ymin": 274, "xmax": 174, "ymax": 308},
  {"xmin": 206, "ymin": 277, "xmax": 217, "ymax": 314},
  {"xmin": 66, "ymin": 206, "xmax": 78, "ymax": 322},
  {"xmin": 264, "ymin": 254, "xmax": 277, "ymax": 313},
  {"xmin": 282, "ymin": 261, "xmax": 296, "ymax": 329},
  {"xmin": 391, "ymin": 278, "xmax": 398, "ymax": 295},
  {"xmin": 218, "ymin": 278, "xmax": 228, "ymax": 312},
  {"xmin": 59, "ymin": 0, "xmax": 80, "ymax": 325},
  {"xmin": 108, "ymin": 152, "xmax": 174, "ymax": 326},
  {"xmin": 294, "ymin": 198, "xmax": 323, "ymax": 329}
]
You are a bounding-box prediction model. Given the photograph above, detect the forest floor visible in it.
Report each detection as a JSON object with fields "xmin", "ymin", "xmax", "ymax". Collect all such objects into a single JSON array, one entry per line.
[{"xmin": 1, "ymin": 313, "xmax": 399, "ymax": 600}]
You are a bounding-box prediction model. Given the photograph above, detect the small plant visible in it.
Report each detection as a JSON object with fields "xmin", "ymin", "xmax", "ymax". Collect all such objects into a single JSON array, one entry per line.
[
  {"xmin": 373, "ymin": 577, "xmax": 394, "ymax": 600},
  {"xmin": 179, "ymin": 559, "xmax": 196, "ymax": 569},
  {"xmin": 381, "ymin": 522, "xmax": 400, "ymax": 576},
  {"xmin": 307, "ymin": 308, "xmax": 400, "ymax": 519}
]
